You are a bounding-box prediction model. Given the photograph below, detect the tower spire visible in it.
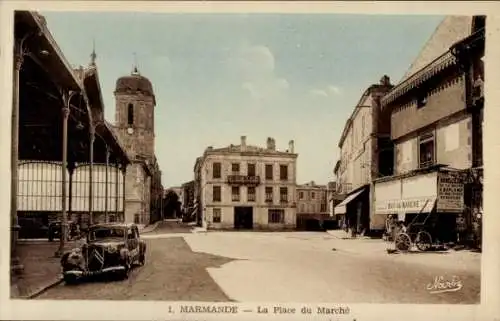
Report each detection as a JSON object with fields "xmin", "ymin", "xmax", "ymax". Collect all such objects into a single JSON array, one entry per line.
[
  {"xmin": 132, "ymin": 52, "xmax": 140, "ymax": 75},
  {"xmin": 90, "ymin": 38, "xmax": 97, "ymax": 66}
]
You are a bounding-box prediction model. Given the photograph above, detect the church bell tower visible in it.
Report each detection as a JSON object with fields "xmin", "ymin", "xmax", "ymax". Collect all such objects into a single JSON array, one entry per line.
[
  {"xmin": 114, "ymin": 64, "xmax": 156, "ymax": 224},
  {"xmin": 114, "ymin": 66, "xmax": 156, "ymax": 161}
]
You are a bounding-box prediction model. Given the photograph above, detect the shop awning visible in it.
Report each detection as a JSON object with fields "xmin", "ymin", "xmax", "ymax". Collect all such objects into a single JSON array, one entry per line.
[{"xmin": 334, "ymin": 188, "xmax": 364, "ymax": 215}]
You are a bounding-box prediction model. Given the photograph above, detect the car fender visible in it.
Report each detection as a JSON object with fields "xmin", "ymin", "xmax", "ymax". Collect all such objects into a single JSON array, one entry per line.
[{"xmin": 139, "ymin": 240, "xmax": 146, "ymax": 255}]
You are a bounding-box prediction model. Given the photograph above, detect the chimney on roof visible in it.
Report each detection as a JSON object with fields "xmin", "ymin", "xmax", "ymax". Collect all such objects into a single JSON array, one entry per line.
[
  {"xmin": 288, "ymin": 140, "xmax": 294, "ymax": 153},
  {"xmin": 241, "ymin": 136, "xmax": 247, "ymax": 151},
  {"xmin": 267, "ymin": 137, "xmax": 276, "ymax": 150},
  {"xmin": 206, "ymin": 146, "xmax": 213, "ymax": 151},
  {"xmin": 380, "ymin": 75, "xmax": 391, "ymax": 86}
]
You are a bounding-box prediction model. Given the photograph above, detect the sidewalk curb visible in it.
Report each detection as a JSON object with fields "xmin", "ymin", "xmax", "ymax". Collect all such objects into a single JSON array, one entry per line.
[
  {"xmin": 19, "ymin": 276, "xmax": 63, "ymax": 299},
  {"xmin": 140, "ymin": 221, "xmax": 161, "ymax": 234}
]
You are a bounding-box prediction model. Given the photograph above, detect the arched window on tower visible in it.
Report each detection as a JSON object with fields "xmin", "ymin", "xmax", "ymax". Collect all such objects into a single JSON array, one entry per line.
[{"xmin": 127, "ymin": 103, "xmax": 134, "ymax": 126}]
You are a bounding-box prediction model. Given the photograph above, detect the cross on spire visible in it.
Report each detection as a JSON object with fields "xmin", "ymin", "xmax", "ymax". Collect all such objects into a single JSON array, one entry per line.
[
  {"xmin": 132, "ymin": 52, "xmax": 140, "ymax": 75},
  {"xmin": 90, "ymin": 38, "xmax": 97, "ymax": 66}
]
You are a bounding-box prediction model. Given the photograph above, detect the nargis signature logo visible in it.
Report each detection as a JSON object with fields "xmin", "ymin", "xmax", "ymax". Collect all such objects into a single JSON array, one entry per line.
[{"xmin": 426, "ymin": 276, "xmax": 463, "ymax": 294}]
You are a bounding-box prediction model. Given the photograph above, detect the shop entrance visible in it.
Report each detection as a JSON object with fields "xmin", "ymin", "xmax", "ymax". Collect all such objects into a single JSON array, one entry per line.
[{"xmin": 234, "ymin": 206, "xmax": 253, "ymax": 229}]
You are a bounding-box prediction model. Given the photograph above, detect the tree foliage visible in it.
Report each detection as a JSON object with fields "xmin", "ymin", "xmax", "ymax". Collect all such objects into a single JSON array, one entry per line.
[{"xmin": 163, "ymin": 189, "xmax": 182, "ymax": 218}]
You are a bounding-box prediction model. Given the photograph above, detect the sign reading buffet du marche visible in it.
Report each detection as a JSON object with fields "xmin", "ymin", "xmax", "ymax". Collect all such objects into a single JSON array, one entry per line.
[
  {"xmin": 375, "ymin": 198, "xmax": 432, "ymax": 214},
  {"xmin": 437, "ymin": 171, "xmax": 464, "ymax": 212}
]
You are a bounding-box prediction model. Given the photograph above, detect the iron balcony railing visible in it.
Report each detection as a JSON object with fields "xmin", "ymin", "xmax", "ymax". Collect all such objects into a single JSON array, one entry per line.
[{"xmin": 227, "ymin": 175, "xmax": 261, "ymax": 186}]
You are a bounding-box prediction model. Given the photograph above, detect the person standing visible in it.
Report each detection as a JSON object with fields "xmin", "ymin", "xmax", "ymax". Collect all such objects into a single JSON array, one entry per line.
[
  {"xmin": 473, "ymin": 209, "xmax": 482, "ymax": 250},
  {"xmin": 456, "ymin": 214, "xmax": 467, "ymax": 246}
]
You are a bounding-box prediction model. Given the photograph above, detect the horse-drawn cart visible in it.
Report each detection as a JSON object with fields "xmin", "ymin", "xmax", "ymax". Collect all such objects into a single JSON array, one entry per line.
[
  {"xmin": 394, "ymin": 223, "xmax": 433, "ymax": 252},
  {"xmin": 392, "ymin": 200, "xmax": 436, "ymax": 252}
]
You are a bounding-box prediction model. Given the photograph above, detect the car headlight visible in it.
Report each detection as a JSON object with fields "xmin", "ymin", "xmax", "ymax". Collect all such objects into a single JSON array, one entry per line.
[
  {"xmin": 107, "ymin": 246, "xmax": 117, "ymax": 253},
  {"xmin": 119, "ymin": 248, "xmax": 128, "ymax": 258}
]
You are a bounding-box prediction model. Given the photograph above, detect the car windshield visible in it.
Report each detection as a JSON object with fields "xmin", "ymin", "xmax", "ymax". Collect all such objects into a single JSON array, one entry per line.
[{"xmin": 88, "ymin": 227, "xmax": 125, "ymax": 241}]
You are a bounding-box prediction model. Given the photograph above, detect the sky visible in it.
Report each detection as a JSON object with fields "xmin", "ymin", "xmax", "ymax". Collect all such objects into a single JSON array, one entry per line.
[{"xmin": 41, "ymin": 12, "xmax": 444, "ymax": 187}]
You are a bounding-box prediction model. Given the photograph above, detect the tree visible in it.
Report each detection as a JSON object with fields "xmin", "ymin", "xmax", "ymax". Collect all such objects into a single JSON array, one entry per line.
[{"xmin": 163, "ymin": 189, "xmax": 181, "ymax": 219}]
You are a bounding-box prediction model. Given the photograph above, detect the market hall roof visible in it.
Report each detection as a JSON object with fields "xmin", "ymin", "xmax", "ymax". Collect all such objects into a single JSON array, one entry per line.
[
  {"xmin": 16, "ymin": 11, "xmax": 88, "ymax": 97},
  {"xmin": 381, "ymin": 16, "xmax": 474, "ymax": 107},
  {"xmin": 15, "ymin": 10, "xmax": 130, "ymax": 166}
]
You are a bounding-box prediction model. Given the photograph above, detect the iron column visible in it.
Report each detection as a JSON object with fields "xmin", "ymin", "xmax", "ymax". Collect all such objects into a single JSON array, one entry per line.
[
  {"xmin": 104, "ymin": 147, "xmax": 109, "ymax": 222},
  {"xmin": 11, "ymin": 34, "xmax": 31, "ymax": 274},
  {"xmin": 55, "ymin": 91, "xmax": 75, "ymax": 257},
  {"xmin": 115, "ymin": 163, "xmax": 119, "ymax": 216},
  {"xmin": 121, "ymin": 163, "xmax": 127, "ymax": 222},
  {"xmin": 88, "ymin": 126, "xmax": 95, "ymax": 226}
]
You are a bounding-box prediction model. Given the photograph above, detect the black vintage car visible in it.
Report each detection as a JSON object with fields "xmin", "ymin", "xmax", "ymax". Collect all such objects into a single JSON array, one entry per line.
[
  {"xmin": 60, "ymin": 223, "xmax": 146, "ymax": 284},
  {"xmin": 48, "ymin": 220, "xmax": 80, "ymax": 241},
  {"xmin": 18, "ymin": 218, "xmax": 49, "ymax": 239}
]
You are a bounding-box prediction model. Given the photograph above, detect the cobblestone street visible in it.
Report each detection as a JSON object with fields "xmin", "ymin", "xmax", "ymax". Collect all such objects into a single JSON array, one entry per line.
[{"xmin": 35, "ymin": 230, "xmax": 480, "ymax": 303}]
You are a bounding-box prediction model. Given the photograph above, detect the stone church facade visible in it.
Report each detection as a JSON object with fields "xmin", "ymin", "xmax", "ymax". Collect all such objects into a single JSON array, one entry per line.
[{"xmin": 113, "ymin": 67, "xmax": 163, "ymax": 224}]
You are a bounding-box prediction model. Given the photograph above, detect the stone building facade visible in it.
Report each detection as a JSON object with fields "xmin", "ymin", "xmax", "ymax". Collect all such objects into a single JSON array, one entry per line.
[
  {"xmin": 194, "ymin": 136, "xmax": 298, "ymax": 230},
  {"xmin": 114, "ymin": 67, "xmax": 162, "ymax": 224},
  {"xmin": 296, "ymin": 181, "xmax": 328, "ymax": 230},
  {"xmin": 373, "ymin": 16, "xmax": 484, "ymax": 244},
  {"xmin": 333, "ymin": 76, "xmax": 393, "ymax": 235}
]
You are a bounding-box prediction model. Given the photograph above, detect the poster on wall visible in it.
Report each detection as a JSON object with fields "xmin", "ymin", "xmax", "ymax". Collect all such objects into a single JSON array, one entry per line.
[{"xmin": 437, "ymin": 171, "xmax": 464, "ymax": 212}]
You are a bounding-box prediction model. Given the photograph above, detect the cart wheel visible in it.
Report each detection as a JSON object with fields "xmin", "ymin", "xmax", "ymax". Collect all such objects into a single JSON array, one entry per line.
[
  {"xmin": 416, "ymin": 231, "xmax": 432, "ymax": 252},
  {"xmin": 395, "ymin": 233, "xmax": 412, "ymax": 252}
]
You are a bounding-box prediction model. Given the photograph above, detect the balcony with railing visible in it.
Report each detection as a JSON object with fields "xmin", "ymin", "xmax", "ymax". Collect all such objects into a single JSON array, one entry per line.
[{"xmin": 227, "ymin": 175, "xmax": 261, "ymax": 186}]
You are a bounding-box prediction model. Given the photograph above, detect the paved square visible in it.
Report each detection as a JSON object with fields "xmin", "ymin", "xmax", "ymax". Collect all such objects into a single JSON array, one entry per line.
[{"xmin": 35, "ymin": 231, "xmax": 480, "ymax": 304}]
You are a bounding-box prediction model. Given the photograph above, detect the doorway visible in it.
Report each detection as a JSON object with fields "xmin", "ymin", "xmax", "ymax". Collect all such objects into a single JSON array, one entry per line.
[{"xmin": 234, "ymin": 206, "xmax": 253, "ymax": 229}]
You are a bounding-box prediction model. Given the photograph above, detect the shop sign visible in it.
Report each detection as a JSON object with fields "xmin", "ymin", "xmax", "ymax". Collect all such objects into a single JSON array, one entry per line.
[
  {"xmin": 375, "ymin": 197, "xmax": 432, "ymax": 215},
  {"xmin": 437, "ymin": 172, "xmax": 464, "ymax": 212}
]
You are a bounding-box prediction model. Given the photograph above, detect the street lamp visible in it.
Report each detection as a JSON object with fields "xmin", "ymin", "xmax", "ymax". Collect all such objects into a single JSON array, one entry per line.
[{"xmin": 55, "ymin": 90, "xmax": 78, "ymax": 258}]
